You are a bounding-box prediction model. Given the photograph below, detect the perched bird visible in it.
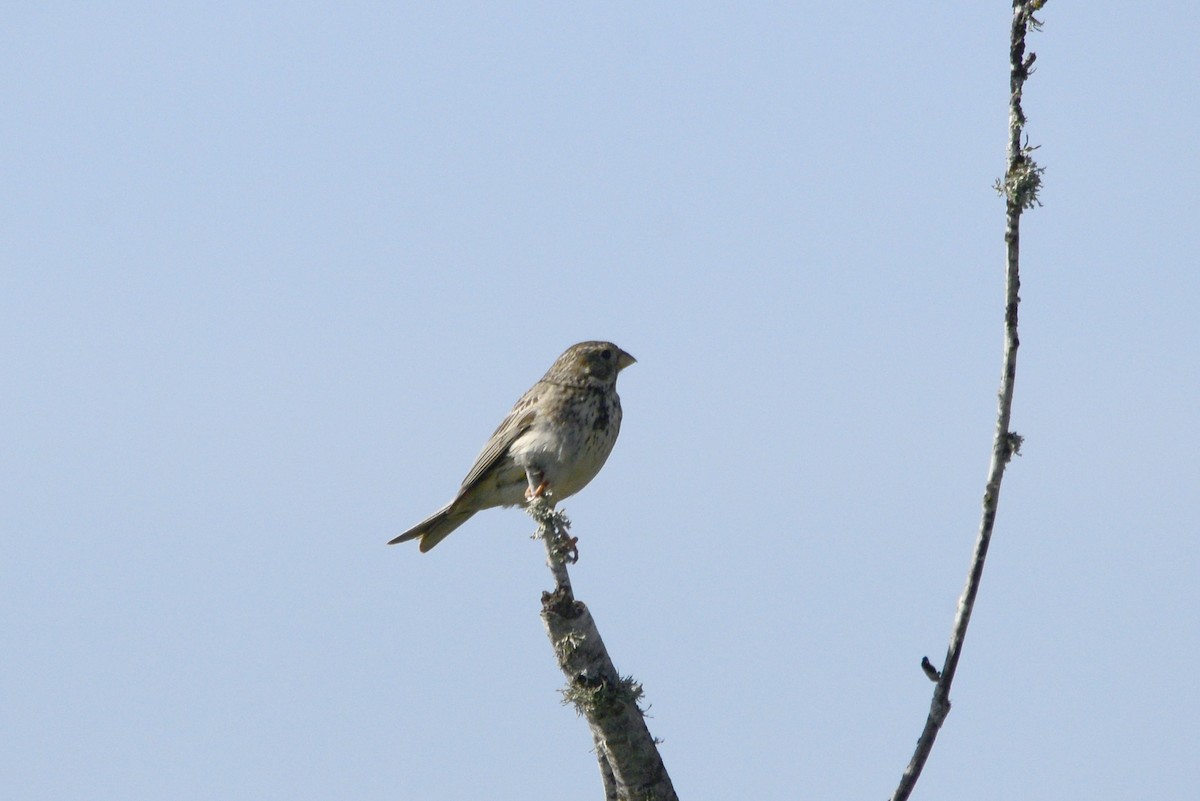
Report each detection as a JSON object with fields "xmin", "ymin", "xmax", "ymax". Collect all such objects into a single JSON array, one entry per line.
[{"xmin": 390, "ymin": 341, "xmax": 636, "ymax": 552}]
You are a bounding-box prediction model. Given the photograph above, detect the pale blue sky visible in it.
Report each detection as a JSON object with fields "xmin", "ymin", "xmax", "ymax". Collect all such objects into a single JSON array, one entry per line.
[{"xmin": 3, "ymin": 3, "xmax": 1198, "ymax": 800}]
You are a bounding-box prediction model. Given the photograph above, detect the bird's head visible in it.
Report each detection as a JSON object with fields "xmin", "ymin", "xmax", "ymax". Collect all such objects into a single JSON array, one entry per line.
[{"xmin": 546, "ymin": 341, "xmax": 636, "ymax": 388}]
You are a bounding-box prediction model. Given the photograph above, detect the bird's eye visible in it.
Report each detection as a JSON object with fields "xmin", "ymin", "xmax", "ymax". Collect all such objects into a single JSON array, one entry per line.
[{"xmin": 601, "ymin": 349, "xmax": 612, "ymax": 360}]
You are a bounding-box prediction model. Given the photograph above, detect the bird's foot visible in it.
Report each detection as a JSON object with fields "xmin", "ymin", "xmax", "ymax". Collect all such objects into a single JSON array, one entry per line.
[{"xmin": 525, "ymin": 480, "xmax": 551, "ymax": 501}]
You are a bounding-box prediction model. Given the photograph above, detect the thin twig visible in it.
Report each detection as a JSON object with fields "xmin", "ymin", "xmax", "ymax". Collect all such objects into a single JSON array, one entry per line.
[
  {"xmin": 889, "ymin": 3, "xmax": 1044, "ymax": 799},
  {"xmin": 528, "ymin": 496, "xmax": 577, "ymax": 598}
]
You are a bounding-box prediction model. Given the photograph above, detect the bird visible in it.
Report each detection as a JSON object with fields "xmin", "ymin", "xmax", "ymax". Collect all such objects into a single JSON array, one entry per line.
[{"xmin": 390, "ymin": 341, "xmax": 636, "ymax": 552}]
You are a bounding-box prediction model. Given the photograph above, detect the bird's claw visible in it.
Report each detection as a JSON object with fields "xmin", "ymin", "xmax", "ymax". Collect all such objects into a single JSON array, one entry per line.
[{"xmin": 525, "ymin": 480, "xmax": 551, "ymax": 501}]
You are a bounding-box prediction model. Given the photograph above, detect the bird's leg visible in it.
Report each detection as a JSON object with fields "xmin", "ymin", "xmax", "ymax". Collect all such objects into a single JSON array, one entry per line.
[{"xmin": 524, "ymin": 467, "xmax": 550, "ymax": 501}]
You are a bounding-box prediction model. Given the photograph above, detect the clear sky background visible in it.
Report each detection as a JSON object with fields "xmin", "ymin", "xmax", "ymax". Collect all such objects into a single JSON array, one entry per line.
[{"xmin": 4, "ymin": 3, "xmax": 1198, "ymax": 800}]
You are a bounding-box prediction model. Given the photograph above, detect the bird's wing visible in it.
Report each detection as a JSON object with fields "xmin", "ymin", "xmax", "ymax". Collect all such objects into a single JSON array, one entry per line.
[{"xmin": 455, "ymin": 397, "xmax": 538, "ymax": 499}]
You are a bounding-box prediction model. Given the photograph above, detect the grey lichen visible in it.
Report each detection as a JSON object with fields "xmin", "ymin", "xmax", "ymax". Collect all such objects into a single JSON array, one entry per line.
[
  {"xmin": 1004, "ymin": 431, "xmax": 1025, "ymax": 461},
  {"xmin": 561, "ymin": 674, "xmax": 646, "ymax": 717},
  {"xmin": 995, "ymin": 145, "xmax": 1045, "ymax": 210},
  {"xmin": 554, "ymin": 630, "xmax": 586, "ymax": 662},
  {"xmin": 529, "ymin": 500, "xmax": 579, "ymax": 564}
]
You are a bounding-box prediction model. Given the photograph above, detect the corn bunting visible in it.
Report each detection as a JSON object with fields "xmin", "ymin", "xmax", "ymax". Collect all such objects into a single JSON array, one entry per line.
[{"xmin": 390, "ymin": 341, "xmax": 636, "ymax": 551}]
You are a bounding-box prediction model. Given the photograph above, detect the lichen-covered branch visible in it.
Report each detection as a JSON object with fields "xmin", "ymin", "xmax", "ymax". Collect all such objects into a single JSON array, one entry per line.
[
  {"xmin": 888, "ymin": 3, "xmax": 1045, "ymax": 800},
  {"xmin": 527, "ymin": 499, "xmax": 678, "ymax": 801}
]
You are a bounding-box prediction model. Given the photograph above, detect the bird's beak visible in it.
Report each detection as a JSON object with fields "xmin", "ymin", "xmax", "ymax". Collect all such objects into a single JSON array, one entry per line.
[{"xmin": 617, "ymin": 350, "xmax": 637, "ymax": 371}]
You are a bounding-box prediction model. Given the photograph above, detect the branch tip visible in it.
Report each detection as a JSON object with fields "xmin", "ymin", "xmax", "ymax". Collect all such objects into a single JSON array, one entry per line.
[{"xmin": 532, "ymin": 502, "xmax": 678, "ymax": 799}]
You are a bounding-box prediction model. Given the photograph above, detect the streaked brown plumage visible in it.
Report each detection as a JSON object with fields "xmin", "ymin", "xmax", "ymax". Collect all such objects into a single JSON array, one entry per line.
[{"xmin": 390, "ymin": 341, "xmax": 636, "ymax": 552}]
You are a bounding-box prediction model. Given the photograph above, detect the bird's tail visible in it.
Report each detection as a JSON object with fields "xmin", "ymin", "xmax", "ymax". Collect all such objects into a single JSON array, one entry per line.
[{"xmin": 388, "ymin": 503, "xmax": 475, "ymax": 552}]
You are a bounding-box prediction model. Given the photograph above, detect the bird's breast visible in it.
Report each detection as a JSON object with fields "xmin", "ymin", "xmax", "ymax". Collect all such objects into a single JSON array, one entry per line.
[{"xmin": 509, "ymin": 389, "xmax": 622, "ymax": 499}]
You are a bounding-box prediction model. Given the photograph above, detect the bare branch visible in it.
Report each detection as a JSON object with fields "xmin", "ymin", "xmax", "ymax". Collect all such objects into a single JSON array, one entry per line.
[
  {"xmin": 529, "ymin": 498, "xmax": 678, "ymax": 801},
  {"xmin": 889, "ymin": 3, "xmax": 1046, "ymax": 799},
  {"xmin": 594, "ymin": 729, "xmax": 619, "ymax": 801}
]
